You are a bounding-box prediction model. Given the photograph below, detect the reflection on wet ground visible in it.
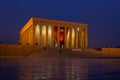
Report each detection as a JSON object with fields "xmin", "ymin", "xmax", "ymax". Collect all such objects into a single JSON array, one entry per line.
[{"xmin": 0, "ymin": 58, "xmax": 120, "ymax": 80}]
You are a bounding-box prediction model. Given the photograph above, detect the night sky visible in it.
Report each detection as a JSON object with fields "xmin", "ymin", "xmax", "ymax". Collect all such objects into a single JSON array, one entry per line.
[{"xmin": 0, "ymin": 0, "xmax": 120, "ymax": 48}]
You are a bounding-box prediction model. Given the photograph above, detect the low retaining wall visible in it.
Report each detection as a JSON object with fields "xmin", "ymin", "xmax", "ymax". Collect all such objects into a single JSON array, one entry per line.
[
  {"xmin": 0, "ymin": 44, "xmax": 42, "ymax": 56},
  {"xmin": 102, "ymin": 48, "xmax": 120, "ymax": 56}
]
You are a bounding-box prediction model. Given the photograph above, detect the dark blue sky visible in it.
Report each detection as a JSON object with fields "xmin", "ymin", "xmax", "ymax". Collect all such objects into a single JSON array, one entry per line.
[{"xmin": 0, "ymin": 0, "xmax": 120, "ymax": 48}]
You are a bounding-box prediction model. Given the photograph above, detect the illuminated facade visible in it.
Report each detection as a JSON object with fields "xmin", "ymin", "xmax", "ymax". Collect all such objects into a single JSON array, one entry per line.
[{"xmin": 19, "ymin": 18, "xmax": 88, "ymax": 48}]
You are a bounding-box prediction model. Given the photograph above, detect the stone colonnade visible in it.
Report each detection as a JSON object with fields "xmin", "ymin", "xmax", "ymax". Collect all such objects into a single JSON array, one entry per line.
[
  {"xmin": 20, "ymin": 18, "xmax": 88, "ymax": 48},
  {"xmin": 32, "ymin": 24, "xmax": 88, "ymax": 48}
]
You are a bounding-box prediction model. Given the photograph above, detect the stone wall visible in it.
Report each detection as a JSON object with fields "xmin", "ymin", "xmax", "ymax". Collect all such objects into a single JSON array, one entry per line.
[
  {"xmin": 102, "ymin": 48, "xmax": 120, "ymax": 56},
  {"xmin": 0, "ymin": 44, "xmax": 42, "ymax": 56}
]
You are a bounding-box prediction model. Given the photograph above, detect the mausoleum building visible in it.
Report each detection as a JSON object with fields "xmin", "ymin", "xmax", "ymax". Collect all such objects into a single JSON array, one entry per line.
[{"xmin": 19, "ymin": 18, "xmax": 88, "ymax": 48}]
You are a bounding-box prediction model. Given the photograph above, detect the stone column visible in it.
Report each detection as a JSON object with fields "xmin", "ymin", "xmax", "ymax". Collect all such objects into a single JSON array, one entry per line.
[
  {"xmin": 80, "ymin": 29, "xmax": 83, "ymax": 48},
  {"xmin": 28, "ymin": 27, "xmax": 30, "ymax": 45},
  {"xmin": 76, "ymin": 28, "xmax": 78, "ymax": 48},
  {"xmin": 64, "ymin": 27, "xmax": 67, "ymax": 48},
  {"xmin": 27, "ymin": 28, "xmax": 29, "ymax": 45},
  {"xmin": 29, "ymin": 27, "xmax": 31, "ymax": 45},
  {"xmin": 82, "ymin": 29, "xmax": 85, "ymax": 48},
  {"xmin": 24, "ymin": 31, "xmax": 25, "ymax": 45},
  {"xmin": 85, "ymin": 28, "xmax": 88, "ymax": 48},
  {"xmin": 46, "ymin": 25, "xmax": 48, "ymax": 47},
  {"xmin": 51, "ymin": 26, "xmax": 54, "ymax": 47},
  {"xmin": 25, "ymin": 30, "xmax": 27, "ymax": 45},
  {"xmin": 21, "ymin": 32, "xmax": 25, "ymax": 45},
  {"xmin": 71, "ymin": 27, "xmax": 75, "ymax": 48},
  {"xmin": 57, "ymin": 26, "xmax": 60, "ymax": 47},
  {"xmin": 66, "ymin": 28, "xmax": 70, "ymax": 48},
  {"xmin": 23, "ymin": 32, "xmax": 25, "ymax": 45},
  {"xmin": 26, "ymin": 30, "xmax": 28, "ymax": 45},
  {"xmin": 78, "ymin": 28, "xmax": 80, "ymax": 48},
  {"xmin": 26, "ymin": 29, "xmax": 28, "ymax": 44},
  {"xmin": 70, "ymin": 27, "xmax": 72, "ymax": 48},
  {"xmin": 24, "ymin": 32, "xmax": 25, "ymax": 45},
  {"xmin": 32, "ymin": 24, "xmax": 36, "ymax": 45},
  {"xmin": 31, "ymin": 26, "xmax": 34, "ymax": 45},
  {"xmin": 24, "ymin": 30, "xmax": 26, "ymax": 45},
  {"xmin": 39, "ymin": 24, "xmax": 42, "ymax": 46},
  {"xmin": 28, "ymin": 28, "xmax": 30, "ymax": 45},
  {"xmin": 74, "ymin": 28, "xmax": 76, "ymax": 48}
]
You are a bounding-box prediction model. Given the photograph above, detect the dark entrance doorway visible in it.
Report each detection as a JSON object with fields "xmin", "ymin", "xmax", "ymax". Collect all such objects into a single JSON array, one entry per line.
[{"xmin": 60, "ymin": 27, "xmax": 65, "ymax": 47}]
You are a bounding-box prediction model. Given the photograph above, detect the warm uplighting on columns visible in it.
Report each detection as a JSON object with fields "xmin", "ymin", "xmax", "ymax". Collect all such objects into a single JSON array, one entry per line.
[
  {"xmin": 82, "ymin": 29, "xmax": 85, "ymax": 48},
  {"xmin": 77, "ymin": 28, "xmax": 80, "ymax": 48},
  {"xmin": 42, "ymin": 25, "xmax": 46, "ymax": 47},
  {"xmin": 48, "ymin": 26, "xmax": 52, "ymax": 47},
  {"xmin": 72, "ymin": 27, "xmax": 75, "ymax": 47},
  {"xmin": 77, "ymin": 27, "xmax": 80, "ymax": 31},
  {"xmin": 35, "ymin": 24, "xmax": 40, "ymax": 45},
  {"xmin": 67, "ymin": 28, "xmax": 70, "ymax": 48}
]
